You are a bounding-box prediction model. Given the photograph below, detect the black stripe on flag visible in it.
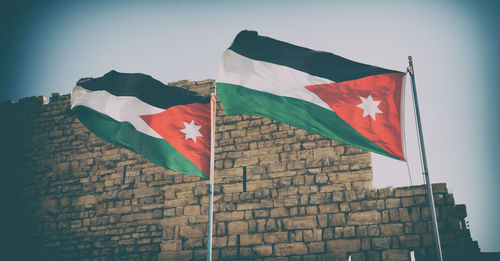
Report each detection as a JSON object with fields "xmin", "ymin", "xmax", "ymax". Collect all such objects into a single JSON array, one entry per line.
[
  {"xmin": 77, "ymin": 71, "xmax": 210, "ymax": 109},
  {"xmin": 228, "ymin": 30, "xmax": 402, "ymax": 83}
]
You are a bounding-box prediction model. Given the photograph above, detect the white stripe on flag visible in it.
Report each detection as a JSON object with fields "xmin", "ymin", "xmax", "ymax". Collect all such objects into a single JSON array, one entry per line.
[
  {"xmin": 216, "ymin": 49, "xmax": 335, "ymax": 111},
  {"xmin": 71, "ymin": 86, "xmax": 164, "ymax": 138}
]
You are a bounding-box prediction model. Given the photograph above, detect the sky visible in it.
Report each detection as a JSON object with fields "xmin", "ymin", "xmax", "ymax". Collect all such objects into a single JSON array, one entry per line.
[{"xmin": 1, "ymin": 0, "xmax": 499, "ymax": 252}]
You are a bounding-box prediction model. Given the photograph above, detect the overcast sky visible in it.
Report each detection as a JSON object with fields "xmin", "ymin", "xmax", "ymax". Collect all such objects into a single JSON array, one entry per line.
[{"xmin": 1, "ymin": 0, "xmax": 499, "ymax": 252}]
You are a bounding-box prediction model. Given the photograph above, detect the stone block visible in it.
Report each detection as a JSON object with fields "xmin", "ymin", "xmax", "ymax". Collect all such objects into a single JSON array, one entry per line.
[
  {"xmin": 379, "ymin": 223, "xmax": 403, "ymax": 236},
  {"xmin": 376, "ymin": 200, "xmax": 385, "ymax": 210},
  {"xmin": 188, "ymin": 215, "xmax": 208, "ymax": 224},
  {"xmin": 332, "ymin": 191, "xmax": 344, "ymax": 202},
  {"xmin": 309, "ymin": 242, "xmax": 325, "ymax": 253},
  {"xmin": 73, "ymin": 195, "xmax": 96, "ymax": 207},
  {"xmin": 234, "ymin": 156, "xmax": 259, "ymax": 167},
  {"xmin": 347, "ymin": 210, "xmax": 381, "ymax": 225},
  {"xmin": 381, "ymin": 249, "xmax": 409, "ymax": 261},
  {"xmin": 319, "ymin": 184, "xmax": 344, "ymax": 193},
  {"xmin": 265, "ymin": 219, "xmax": 279, "ymax": 231},
  {"xmin": 333, "ymin": 227, "xmax": 343, "ymax": 238},
  {"xmin": 215, "ymin": 211, "xmax": 244, "ymax": 221},
  {"xmin": 385, "ymin": 198, "xmax": 401, "ymax": 209},
  {"xmin": 401, "ymin": 197, "xmax": 415, "ymax": 207},
  {"xmin": 237, "ymin": 202, "xmax": 261, "ymax": 210},
  {"xmin": 158, "ymin": 250, "xmax": 193, "ymax": 261},
  {"xmin": 283, "ymin": 216, "xmax": 317, "ymax": 230},
  {"xmin": 340, "ymin": 202, "xmax": 350, "ymax": 212},
  {"xmin": 315, "ymin": 174, "xmax": 329, "ymax": 184},
  {"xmin": 313, "ymin": 229, "xmax": 323, "ymax": 241},
  {"xmin": 345, "ymin": 191, "xmax": 357, "ymax": 201},
  {"xmin": 227, "ymin": 221, "xmax": 248, "ymax": 234},
  {"xmin": 389, "ymin": 208, "xmax": 400, "ymax": 222},
  {"xmin": 213, "ymin": 236, "xmax": 228, "ymax": 248},
  {"xmin": 269, "ymin": 170, "xmax": 297, "ymax": 178},
  {"xmin": 183, "ymin": 238, "xmax": 203, "ymax": 249},
  {"xmin": 323, "ymin": 228, "xmax": 334, "ymax": 240},
  {"xmin": 293, "ymin": 230, "xmax": 304, "ymax": 241},
  {"xmin": 179, "ymin": 225, "xmax": 205, "ymax": 238},
  {"xmin": 394, "ymin": 187, "xmax": 418, "ymax": 197},
  {"xmin": 439, "ymin": 205, "xmax": 455, "ymax": 218},
  {"xmin": 326, "ymin": 239, "xmax": 360, "ymax": 254},
  {"xmin": 134, "ymin": 187, "xmax": 160, "ymax": 198},
  {"xmin": 356, "ymin": 226, "xmax": 368, "ymax": 237},
  {"xmin": 161, "ymin": 240, "xmax": 182, "ymax": 251},
  {"xmin": 253, "ymin": 245, "xmax": 273, "ymax": 257},
  {"xmin": 309, "ymin": 193, "xmax": 325, "ymax": 205},
  {"xmin": 121, "ymin": 212, "xmax": 153, "ymax": 222},
  {"xmin": 254, "ymin": 209, "xmax": 269, "ymax": 218},
  {"xmin": 398, "ymin": 208, "xmax": 411, "ymax": 222},
  {"xmin": 264, "ymin": 232, "xmax": 289, "ymax": 244},
  {"xmin": 223, "ymin": 183, "xmax": 243, "ymax": 193},
  {"xmin": 217, "ymin": 167, "xmax": 243, "ymax": 178},
  {"xmin": 313, "ymin": 147, "xmax": 335, "ymax": 159},
  {"xmin": 337, "ymin": 170, "xmax": 371, "ymax": 183},
  {"xmin": 247, "ymin": 180, "xmax": 273, "ymax": 191},
  {"xmin": 366, "ymin": 251, "xmax": 382, "ymax": 261},
  {"xmin": 350, "ymin": 202, "xmax": 362, "ymax": 212},
  {"xmin": 432, "ymin": 183, "xmax": 447, "ymax": 193},
  {"xmin": 240, "ymin": 233, "xmax": 263, "ymax": 246},
  {"xmin": 302, "ymin": 141, "xmax": 317, "ymax": 149},
  {"xmin": 361, "ymin": 237, "xmax": 371, "ymax": 250},
  {"xmin": 160, "ymin": 216, "xmax": 188, "ymax": 227},
  {"xmin": 361, "ymin": 200, "xmax": 377, "ymax": 210},
  {"xmin": 343, "ymin": 252, "xmax": 362, "ymax": 261},
  {"xmin": 184, "ymin": 205, "xmax": 200, "ymax": 216},
  {"xmin": 343, "ymin": 226, "xmax": 355, "ymax": 238},
  {"xmin": 381, "ymin": 210, "xmax": 390, "ymax": 223},
  {"xmin": 284, "ymin": 196, "xmax": 299, "ymax": 206},
  {"xmin": 330, "ymin": 213, "xmax": 346, "ymax": 226},
  {"xmin": 274, "ymin": 242, "xmax": 309, "ymax": 256},
  {"xmin": 372, "ymin": 237, "xmax": 391, "ymax": 250},
  {"xmin": 270, "ymin": 208, "xmax": 289, "ymax": 218},
  {"xmin": 118, "ymin": 239, "xmax": 135, "ymax": 245},
  {"xmin": 399, "ymin": 234, "xmax": 420, "ymax": 248},
  {"xmin": 306, "ymin": 206, "xmax": 318, "ymax": 215},
  {"xmin": 303, "ymin": 230, "xmax": 313, "ymax": 242},
  {"xmin": 455, "ymin": 204, "xmax": 467, "ymax": 218},
  {"xmin": 378, "ymin": 187, "xmax": 394, "ymax": 198}
]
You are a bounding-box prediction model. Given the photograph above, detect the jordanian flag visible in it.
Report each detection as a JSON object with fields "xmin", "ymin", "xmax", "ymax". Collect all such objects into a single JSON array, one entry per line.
[
  {"xmin": 216, "ymin": 30, "xmax": 406, "ymax": 160},
  {"xmin": 71, "ymin": 71, "xmax": 211, "ymax": 179}
]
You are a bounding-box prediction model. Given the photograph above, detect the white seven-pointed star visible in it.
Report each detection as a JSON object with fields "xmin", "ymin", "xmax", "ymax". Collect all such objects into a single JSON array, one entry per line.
[
  {"xmin": 357, "ymin": 95, "xmax": 383, "ymax": 120},
  {"xmin": 180, "ymin": 120, "xmax": 203, "ymax": 143}
]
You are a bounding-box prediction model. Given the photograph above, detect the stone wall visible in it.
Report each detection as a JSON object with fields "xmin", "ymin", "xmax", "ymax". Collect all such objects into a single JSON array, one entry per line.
[{"xmin": 0, "ymin": 79, "xmax": 479, "ymax": 260}]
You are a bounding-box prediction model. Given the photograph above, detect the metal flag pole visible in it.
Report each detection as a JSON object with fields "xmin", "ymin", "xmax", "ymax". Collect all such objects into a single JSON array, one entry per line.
[
  {"xmin": 207, "ymin": 89, "xmax": 216, "ymax": 261},
  {"xmin": 407, "ymin": 56, "xmax": 443, "ymax": 261}
]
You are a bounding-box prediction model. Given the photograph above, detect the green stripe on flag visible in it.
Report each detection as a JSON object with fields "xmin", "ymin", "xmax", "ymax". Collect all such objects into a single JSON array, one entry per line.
[
  {"xmin": 73, "ymin": 105, "xmax": 208, "ymax": 179},
  {"xmin": 216, "ymin": 82, "xmax": 398, "ymax": 160}
]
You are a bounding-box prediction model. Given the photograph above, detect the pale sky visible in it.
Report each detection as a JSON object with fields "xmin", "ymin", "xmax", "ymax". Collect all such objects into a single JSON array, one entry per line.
[{"xmin": 1, "ymin": 0, "xmax": 499, "ymax": 252}]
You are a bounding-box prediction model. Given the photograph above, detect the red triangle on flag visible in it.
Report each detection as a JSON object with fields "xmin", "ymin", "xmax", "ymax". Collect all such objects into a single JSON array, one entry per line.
[
  {"xmin": 305, "ymin": 73, "xmax": 405, "ymax": 160},
  {"xmin": 140, "ymin": 103, "xmax": 211, "ymax": 175}
]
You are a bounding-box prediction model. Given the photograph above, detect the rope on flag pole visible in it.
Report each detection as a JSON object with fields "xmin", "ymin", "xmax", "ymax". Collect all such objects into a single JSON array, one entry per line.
[
  {"xmin": 207, "ymin": 88, "xmax": 216, "ymax": 261},
  {"xmin": 407, "ymin": 56, "xmax": 443, "ymax": 261}
]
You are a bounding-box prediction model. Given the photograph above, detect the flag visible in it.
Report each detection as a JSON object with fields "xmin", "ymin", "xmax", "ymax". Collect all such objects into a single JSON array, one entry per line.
[
  {"xmin": 71, "ymin": 70, "xmax": 211, "ymax": 178},
  {"xmin": 216, "ymin": 30, "xmax": 406, "ymax": 160}
]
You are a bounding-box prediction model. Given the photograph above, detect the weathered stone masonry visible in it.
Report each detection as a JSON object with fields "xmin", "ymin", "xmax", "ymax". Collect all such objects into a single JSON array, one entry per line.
[{"xmin": 1, "ymin": 79, "xmax": 480, "ymax": 260}]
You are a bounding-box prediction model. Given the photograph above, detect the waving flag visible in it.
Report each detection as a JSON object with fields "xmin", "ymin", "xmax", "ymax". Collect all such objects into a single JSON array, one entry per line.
[
  {"xmin": 216, "ymin": 30, "xmax": 406, "ymax": 160},
  {"xmin": 71, "ymin": 70, "xmax": 211, "ymax": 178}
]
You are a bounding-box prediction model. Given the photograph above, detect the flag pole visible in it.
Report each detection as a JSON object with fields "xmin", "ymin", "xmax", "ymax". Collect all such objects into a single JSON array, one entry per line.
[
  {"xmin": 407, "ymin": 56, "xmax": 443, "ymax": 261},
  {"xmin": 207, "ymin": 88, "xmax": 216, "ymax": 261}
]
